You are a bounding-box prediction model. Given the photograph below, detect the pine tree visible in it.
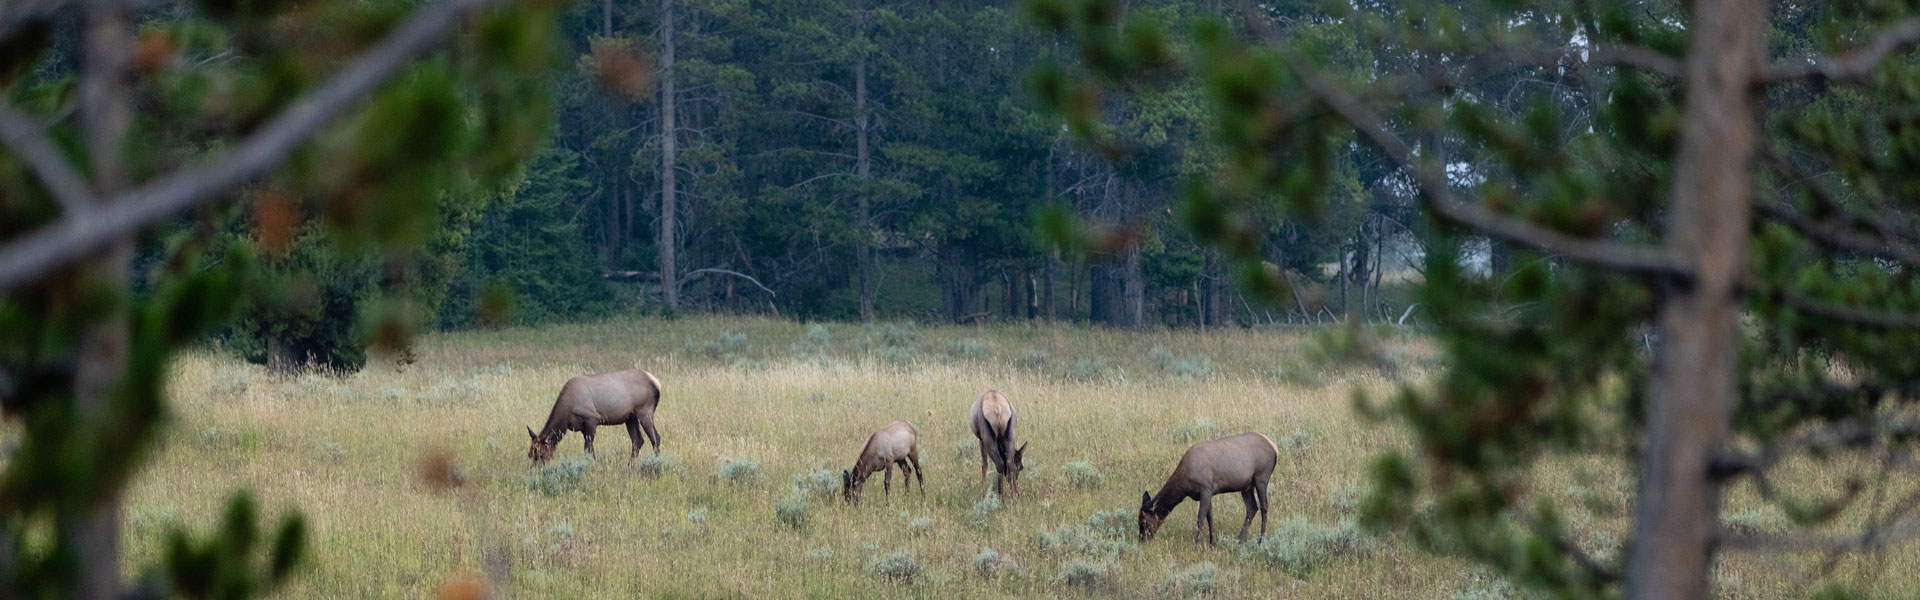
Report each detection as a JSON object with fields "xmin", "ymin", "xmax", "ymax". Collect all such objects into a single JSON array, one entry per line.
[{"xmin": 1037, "ymin": 0, "xmax": 1920, "ymax": 596}]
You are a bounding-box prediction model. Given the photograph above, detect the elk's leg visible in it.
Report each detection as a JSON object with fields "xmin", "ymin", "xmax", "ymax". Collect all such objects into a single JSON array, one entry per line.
[
  {"xmin": 580, "ymin": 419, "xmax": 598, "ymax": 459},
  {"xmin": 883, "ymin": 463, "xmax": 893, "ymax": 498},
  {"xmin": 895, "ymin": 459, "xmax": 912, "ymax": 494},
  {"xmin": 625, "ymin": 420, "xmax": 643, "ymax": 461},
  {"xmin": 908, "ymin": 451, "xmax": 925, "ymax": 496},
  {"xmin": 1194, "ymin": 494, "xmax": 1212, "ymax": 547},
  {"xmin": 1198, "ymin": 496, "xmax": 1213, "ymax": 546},
  {"xmin": 639, "ymin": 410, "xmax": 661, "ymax": 455},
  {"xmin": 978, "ymin": 437, "xmax": 992, "ymax": 488},
  {"xmin": 1255, "ymin": 478, "xmax": 1270, "ymax": 540},
  {"xmin": 1237, "ymin": 489, "xmax": 1258, "ymax": 541}
]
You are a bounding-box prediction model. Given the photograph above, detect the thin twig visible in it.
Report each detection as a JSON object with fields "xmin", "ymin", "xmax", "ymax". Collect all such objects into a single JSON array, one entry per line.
[
  {"xmin": 1765, "ymin": 17, "xmax": 1920, "ymax": 82},
  {"xmin": 0, "ymin": 105, "xmax": 95, "ymax": 212}
]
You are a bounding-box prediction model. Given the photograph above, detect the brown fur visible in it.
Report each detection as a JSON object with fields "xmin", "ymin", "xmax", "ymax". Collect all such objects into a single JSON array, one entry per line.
[
  {"xmin": 526, "ymin": 369, "xmax": 663, "ymax": 464},
  {"xmin": 841, "ymin": 420, "xmax": 923, "ymax": 505},
  {"xmin": 968, "ymin": 389, "xmax": 1025, "ymax": 498},
  {"xmin": 1137, "ymin": 432, "xmax": 1278, "ymax": 546}
]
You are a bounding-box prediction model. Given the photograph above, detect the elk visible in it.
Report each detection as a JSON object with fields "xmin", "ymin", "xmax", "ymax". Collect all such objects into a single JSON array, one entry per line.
[
  {"xmin": 841, "ymin": 420, "xmax": 924, "ymax": 505},
  {"xmin": 1137, "ymin": 432, "xmax": 1279, "ymax": 546},
  {"xmin": 526, "ymin": 369, "xmax": 662, "ymax": 464},
  {"xmin": 968, "ymin": 389, "xmax": 1025, "ymax": 498}
]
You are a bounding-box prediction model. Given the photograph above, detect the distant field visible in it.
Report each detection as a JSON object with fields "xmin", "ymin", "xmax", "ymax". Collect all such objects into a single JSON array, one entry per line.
[{"xmin": 123, "ymin": 316, "xmax": 1910, "ymax": 598}]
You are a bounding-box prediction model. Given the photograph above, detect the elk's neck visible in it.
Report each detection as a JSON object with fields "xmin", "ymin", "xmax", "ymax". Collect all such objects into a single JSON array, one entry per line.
[
  {"xmin": 538, "ymin": 402, "xmax": 571, "ymax": 438},
  {"xmin": 1150, "ymin": 479, "xmax": 1189, "ymax": 516}
]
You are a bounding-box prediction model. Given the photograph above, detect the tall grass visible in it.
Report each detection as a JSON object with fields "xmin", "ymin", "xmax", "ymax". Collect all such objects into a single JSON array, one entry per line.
[{"xmin": 105, "ymin": 315, "xmax": 1905, "ymax": 598}]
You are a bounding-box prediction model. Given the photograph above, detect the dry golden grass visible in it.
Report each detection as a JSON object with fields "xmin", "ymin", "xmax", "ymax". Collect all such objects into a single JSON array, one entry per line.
[{"xmin": 118, "ymin": 316, "xmax": 1917, "ymax": 598}]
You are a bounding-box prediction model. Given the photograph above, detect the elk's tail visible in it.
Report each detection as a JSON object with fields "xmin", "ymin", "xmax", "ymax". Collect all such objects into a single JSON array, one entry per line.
[{"xmin": 644, "ymin": 370, "xmax": 664, "ymax": 404}]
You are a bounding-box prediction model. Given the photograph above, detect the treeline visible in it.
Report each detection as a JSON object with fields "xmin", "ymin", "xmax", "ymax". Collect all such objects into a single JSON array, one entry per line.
[
  {"xmin": 458, "ymin": 0, "xmax": 1415, "ymax": 328},
  {"xmin": 196, "ymin": 0, "xmax": 1427, "ymax": 370}
]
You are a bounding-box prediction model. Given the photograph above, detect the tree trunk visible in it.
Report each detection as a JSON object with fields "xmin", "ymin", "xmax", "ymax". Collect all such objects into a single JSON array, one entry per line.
[
  {"xmin": 854, "ymin": 6, "xmax": 875, "ymax": 323},
  {"xmin": 937, "ymin": 244, "xmax": 978, "ymax": 324},
  {"xmin": 71, "ymin": 2, "xmax": 134, "ymax": 597},
  {"xmin": 1069, "ymin": 259, "xmax": 1081, "ymax": 322},
  {"xmin": 602, "ymin": 0, "xmax": 612, "ymax": 36},
  {"xmin": 658, "ymin": 0, "xmax": 680, "ymax": 309},
  {"xmin": 1043, "ymin": 250, "xmax": 1057, "ymax": 321},
  {"xmin": 1122, "ymin": 237, "xmax": 1144, "ymax": 330},
  {"xmin": 1623, "ymin": 1, "xmax": 1762, "ymax": 597},
  {"xmin": 1026, "ymin": 269, "xmax": 1038, "ymax": 320}
]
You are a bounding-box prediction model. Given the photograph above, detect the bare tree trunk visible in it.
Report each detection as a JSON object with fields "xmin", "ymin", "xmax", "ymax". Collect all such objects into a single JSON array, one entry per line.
[
  {"xmin": 1122, "ymin": 238, "xmax": 1144, "ymax": 330},
  {"xmin": 854, "ymin": 4, "xmax": 875, "ymax": 323},
  {"xmin": 657, "ymin": 0, "xmax": 680, "ymax": 309},
  {"xmin": 602, "ymin": 0, "xmax": 612, "ymax": 36},
  {"xmin": 1043, "ymin": 251, "xmax": 1057, "ymax": 321},
  {"xmin": 1026, "ymin": 269, "xmax": 1038, "ymax": 320},
  {"xmin": 1068, "ymin": 259, "xmax": 1080, "ymax": 322},
  {"xmin": 1624, "ymin": 1, "xmax": 1762, "ymax": 597},
  {"xmin": 70, "ymin": 1, "xmax": 133, "ymax": 597}
]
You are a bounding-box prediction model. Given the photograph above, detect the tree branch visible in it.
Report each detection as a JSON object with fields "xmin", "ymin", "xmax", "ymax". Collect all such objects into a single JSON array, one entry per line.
[
  {"xmin": 1766, "ymin": 285, "xmax": 1920, "ymax": 329},
  {"xmin": 1714, "ymin": 417, "xmax": 1920, "ymax": 477},
  {"xmin": 1752, "ymin": 199, "xmax": 1920, "ymax": 267},
  {"xmin": 1765, "ymin": 17, "xmax": 1920, "ymax": 82},
  {"xmin": 0, "ymin": 0, "xmax": 498, "ymax": 291},
  {"xmin": 1279, "ymin": 50, "xmax": 1685, "ymax": 278},
  {"xmin": 1587, "ymin": 44, "xmax": 1681, "ymax": 78},
  {"xmin": 1761, "ymin": 146, "xmax": 1920, "ymax": 248},
  {"xmin": 678, "ymin": 267, "xmax": 776, "ymax": 297},
  {"xmin": 0, "ymin": 104, "xmax": 94, "ymax": 212}
]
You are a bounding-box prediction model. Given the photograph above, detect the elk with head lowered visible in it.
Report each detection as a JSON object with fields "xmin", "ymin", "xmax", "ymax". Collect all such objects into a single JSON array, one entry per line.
[
  {"xmin": 526, "ymin": 369, "xmax": 663, "ymax": 464},
  {"xmin": 968, "ymin": 389, "xmax": 1025, "ymax": 498},
  {"xmin": 841, "ymin": 420, "xmax": 924, "ymax": 505},
  {"xmin": 1137, "ymin": 432, "xmax": 1278, "ymax": 546}
]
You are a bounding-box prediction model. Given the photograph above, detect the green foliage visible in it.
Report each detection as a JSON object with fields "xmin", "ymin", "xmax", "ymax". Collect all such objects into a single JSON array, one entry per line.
[
  {"xmin": 863, "ymin": 549, "xmax": 921, "ymax": 581},
  {"xmin": 1060, "ymin": 459, "xmax": 1102, "ymax": 489},
  {"xmin": 971, "ymin": 548, "xmax": 1014, "ymax": 576},
  {"xmin": 714, "ymin": 457, "xmax": 762, "ymax": 485},
  {"xmin": 967, "ymin": 493, "xmax": 1005, "ymax": 530},
  {"xmin": 1033, "ymin": 508, "xmax": 1138, "ymax": 563},
  {"xmin": 775, "ymin": 489, "xmax": 811, "ymax": 530},
  {"xmin": 441, "ymin": 146, "xmax": 615, "ymax": 327},
  {"xmin": 157, "ymin": 492, "xmax": 307, "ymax": 599},
  {"xmin": 527, "ymin": 458, "xmax": 591, "ymax": 496},
  {"xmin": 1237, "ymin": 516, "xmax": 1372, "ymax": 577},
  {"xmin": 1162, "ymin": 561, "xmax": 1227, "ymax": 598}
]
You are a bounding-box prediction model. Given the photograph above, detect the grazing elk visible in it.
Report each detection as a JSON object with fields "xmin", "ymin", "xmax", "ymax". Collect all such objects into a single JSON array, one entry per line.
[
  {"xmin": 841, "ymin": 420, "xmax": 924, "ymax": 505},
  {"xmin": 968, "ymin": 389, "xmax": 1026, "ymax": 498},
  {"xmin": 1137, "ymin": 432, "xmax": 1279, "ymax": 546},
  {"xmin": 526, "ymin": 369, "xmax": 663, "ymax": 464}
]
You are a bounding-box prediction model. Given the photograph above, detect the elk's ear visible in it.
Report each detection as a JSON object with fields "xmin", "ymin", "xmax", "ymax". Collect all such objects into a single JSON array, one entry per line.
[
  {"xmin": 527, "ymin": 426, "xmax": 537, "ymax": 440},
  {"xmin": 1015, "ymin": 441, "xmax": 1027, "ymax": 459},
  {"xmin": 842, "ymin": 470, "xmax": 851, "ymax": 486},
  {"xmin": 1140, "ymin": 491, "xmax": 1152, "ymax": 510}
]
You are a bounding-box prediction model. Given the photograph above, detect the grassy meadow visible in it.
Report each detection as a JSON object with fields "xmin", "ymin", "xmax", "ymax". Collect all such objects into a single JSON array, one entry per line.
[{"xmin": 118, "ymin": 316, "xmax": 1910, "ymax": 598}]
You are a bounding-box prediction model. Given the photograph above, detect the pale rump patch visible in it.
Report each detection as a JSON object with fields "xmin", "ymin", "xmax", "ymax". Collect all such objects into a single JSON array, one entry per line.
[
  {"xmin": 643, "ymin": 371, "xmax": 662, "ymax": 394},
  {"xmin": 1257, "ymin": 433, "xmax": 1279, "ymax": 458},
  {"xmin": 980, "ymin": 390, "xmax": 1013, "ymax": 437}
]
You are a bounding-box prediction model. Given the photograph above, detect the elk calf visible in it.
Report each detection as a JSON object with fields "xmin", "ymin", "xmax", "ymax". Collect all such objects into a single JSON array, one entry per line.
[
  {"xmin": 968, "ymin": 389, "xmax": 1025, "ymax": 498},
  {"xmin": 1137, "ymin": 432, "xmax": 1279, "ymax": 546},
  {"xmin": 842, "ymin": 420, "xmax": 923, "ymax": 505},
  {"xmin": 526, "ymin": 369, "xmax": 663, "ymax": 464}
]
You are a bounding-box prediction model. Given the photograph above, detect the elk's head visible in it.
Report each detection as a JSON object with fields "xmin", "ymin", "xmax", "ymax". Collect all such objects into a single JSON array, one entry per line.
[
  {"xmin": 1138, "ymin": 491, "xmax": 1166, "ymax": 541},
  {"xmin": 527, "ymin": 426, "xmax": 556, "ymax": 464},
  {"xmin": 1003, "ymin": 441, "xmax": 1028, "ymax": 497},
  {"xmin": 841, "ymin": 469, "xmax": 863, "ymax": 505}
]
